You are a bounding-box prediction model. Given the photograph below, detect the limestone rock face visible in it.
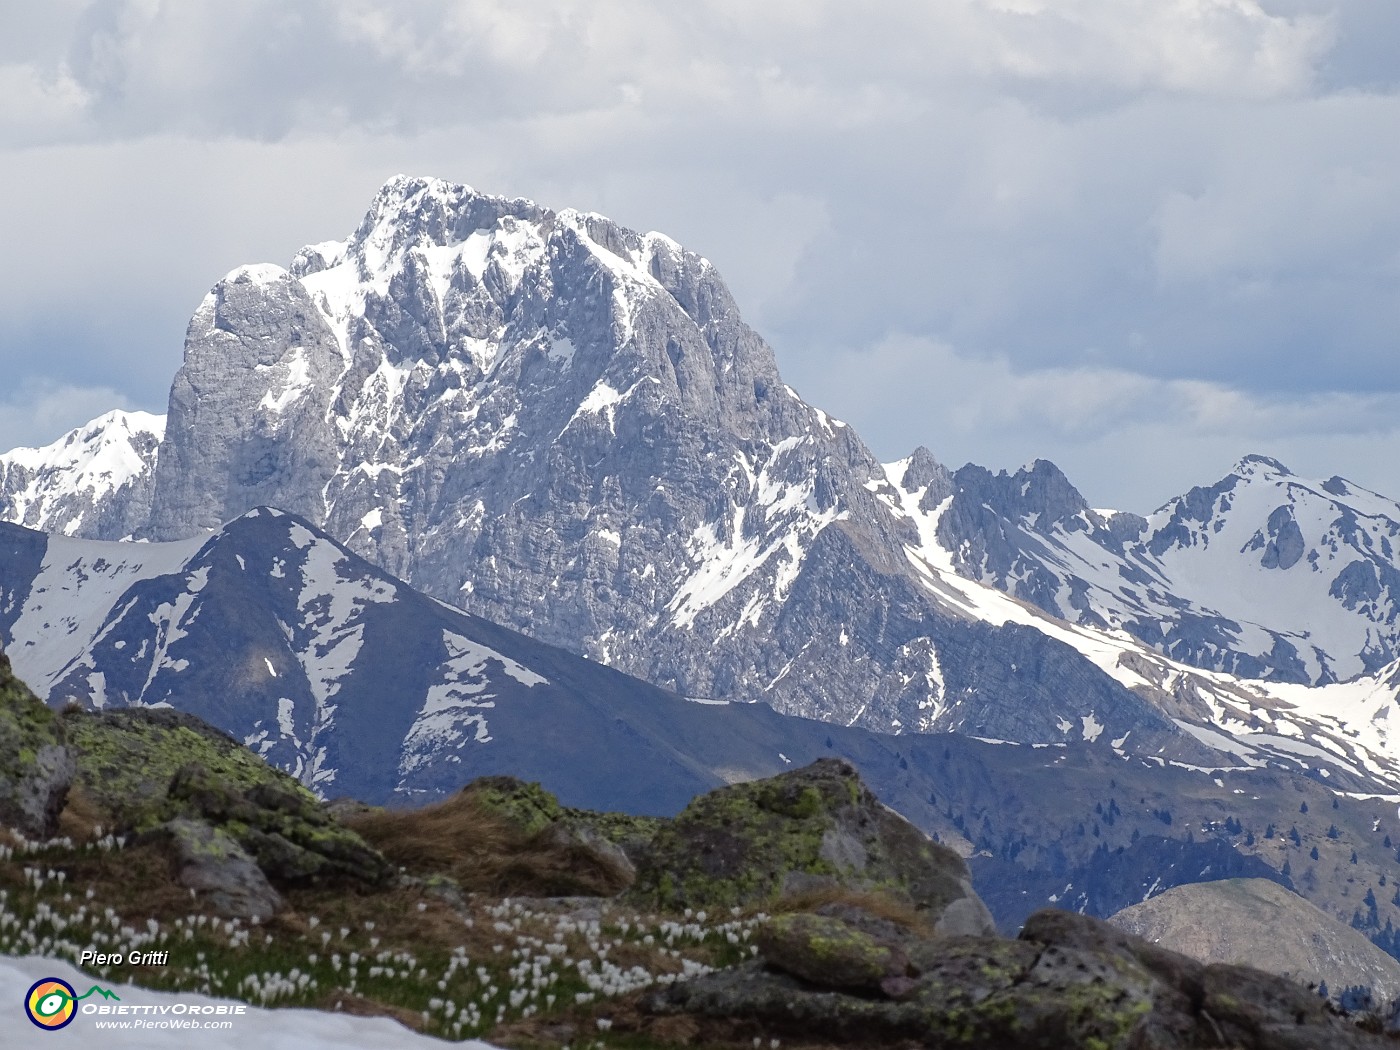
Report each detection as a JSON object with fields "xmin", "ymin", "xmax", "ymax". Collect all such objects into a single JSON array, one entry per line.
[
  {"xmin": 630, "ymin": 757, "xmax": 994, "ymax": 934},
  {"xmin": 57, "ymin": 175, "xmax": 1202, "ymax": 756},
  {"xmin": 145, "ymin": 265, "xmax": 344, "ymax": 538},
  {"xmin": 0, "ymin": 652, "xmax": 72, "ymax": 838}
]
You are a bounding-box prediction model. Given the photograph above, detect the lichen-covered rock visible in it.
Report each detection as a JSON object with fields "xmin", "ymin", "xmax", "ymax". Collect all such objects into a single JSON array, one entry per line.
[
  {"xmin": 63, "ymin": 707, "xmax": 391, "ymax": 885},
  {"xmin": 0, "ymin": 653, "xmax": 73, "ymax": 838},
  {"xmin": 645, "ymin": 907, "xmax": 1388, "ymax": 1049},
  {"xmin": 650, "ymin": 936, "xmax": 1153, "ymax": 1049},
  {"xmin": 163, "ymin": 818, "xmax": 283, "ymax": 919},
  {"xmin": 630, "ymin": 758, "xmax": 994, "ymax": 933},
  {"xmin": 1019, "ymin": 909, "xmax": 1373, "ymax": 1050},
  {"xmin": 756, "ymin": 912, "xmax": 910, "ymax": 992}
]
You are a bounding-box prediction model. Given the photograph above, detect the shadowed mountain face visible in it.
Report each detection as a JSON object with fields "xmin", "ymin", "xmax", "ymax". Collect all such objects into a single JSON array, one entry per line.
[{"xmin": 7, "ymin": 509, "xmax": 1400, "ymax": 959}]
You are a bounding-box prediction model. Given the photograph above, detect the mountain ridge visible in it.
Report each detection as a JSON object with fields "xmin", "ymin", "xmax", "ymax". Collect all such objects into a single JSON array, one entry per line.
[{"xmin": 2, "ymin": 175, "xmax": 1399, "ymax": 777}]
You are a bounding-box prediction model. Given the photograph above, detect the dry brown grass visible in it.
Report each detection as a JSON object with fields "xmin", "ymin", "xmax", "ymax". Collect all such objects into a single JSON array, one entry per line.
[
  {"xmin": 347, "ymin": 791, "xmax": 516, "ymax": 877},
  {"xmin": 56, "ymin": 782, "xmax": 105, "ymax": 841},
  {"xmin": 346, "ymin": 793, "xmax": 632, "ymax": 897}
]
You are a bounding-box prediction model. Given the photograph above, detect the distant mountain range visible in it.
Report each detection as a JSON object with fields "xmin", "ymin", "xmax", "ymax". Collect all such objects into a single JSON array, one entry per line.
[
  {"xmin": 7, "ymin": 508, "xmax": 1400, "ymax": 951},
  {"xmin": 925, "ymin": 452, "xmax": 1400, "ymax": 684},
  {"xmin": 5, "ymin": 174, "xmax": 1400, "ymax": 950},
  {"xmin": 2, "ymin": 177, "xmax": 1399, "ymax": 764}
]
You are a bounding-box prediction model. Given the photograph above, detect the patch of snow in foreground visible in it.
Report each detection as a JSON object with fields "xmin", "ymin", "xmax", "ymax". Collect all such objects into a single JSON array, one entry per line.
[{"xmin": 2, "ymin": 954, "xmax": 492, "ymax": 1049}]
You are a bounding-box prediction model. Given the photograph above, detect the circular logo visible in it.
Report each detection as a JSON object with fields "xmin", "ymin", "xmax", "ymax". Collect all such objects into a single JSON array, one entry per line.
[{"xmin": 25, "ymin": 978, "xmax": 77, "ymax": 1030}]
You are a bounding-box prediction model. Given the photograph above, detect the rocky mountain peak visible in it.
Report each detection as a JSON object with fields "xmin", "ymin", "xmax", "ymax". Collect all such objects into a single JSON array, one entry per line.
[
  {"xmin": 946, "ymin": 458, "xmax": 1091, "ymax": 534},
  {"xmin": 0, "ymin": 409, "xmax": 164, "ymax": 540},
  {"xmin": 893, "ymin": 446, "xmax": 954, "ymax": 510},
  {"xmin": 1232, "ymin": 453, "xmax": 1293, "ymax": 479},
  {"xmin": 13, "ymin": 173, "xmax": 1400, "ymax": 757}
]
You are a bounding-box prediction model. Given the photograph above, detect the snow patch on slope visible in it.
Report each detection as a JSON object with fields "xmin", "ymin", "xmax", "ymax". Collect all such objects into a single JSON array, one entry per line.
[
  {"xmin": 398, "ymin": 630, "xmax": 549, "ymax": 778},
  {"xmin": 5, "ymin": 531, "xmax": 206, "ymax": 697}
]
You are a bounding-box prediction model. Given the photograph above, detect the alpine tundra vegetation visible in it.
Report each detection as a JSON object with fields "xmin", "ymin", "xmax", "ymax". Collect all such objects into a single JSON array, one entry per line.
[{"xmin": 2, "ymin": 653, "xmax": 1396, "ymax": 1047}]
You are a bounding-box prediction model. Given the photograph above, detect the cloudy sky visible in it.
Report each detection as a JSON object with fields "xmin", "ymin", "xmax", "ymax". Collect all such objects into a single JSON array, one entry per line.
[{"xmin": 1, "ymin": 0, "xmax": 1397, "ymax": 511}]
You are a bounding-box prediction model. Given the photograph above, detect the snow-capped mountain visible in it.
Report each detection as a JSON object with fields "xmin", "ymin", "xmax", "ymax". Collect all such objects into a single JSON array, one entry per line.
[
  {"xmin": 0, "ymin": 410, "xmax": 163, "ymax": 539},
  {"xmin": 0, "ymin": 510, "xmax": 755, "ymax": 810},
  {"xmin": 910, "ymin": 453, "xmax": 1400, "ymax": 685},
  {"xmin": 4, "ymin": 174, "xmax": 1400, "ymax": 763},
  {"xmin": 0, "ymin": 175, "xmax": 1188, "ymax": 747}
]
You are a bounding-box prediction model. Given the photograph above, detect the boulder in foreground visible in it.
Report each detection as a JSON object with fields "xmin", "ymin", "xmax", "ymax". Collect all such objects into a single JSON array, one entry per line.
[{"xmin": 643, "ymin": 905, "xmax": 1387, "ymax": 1048}]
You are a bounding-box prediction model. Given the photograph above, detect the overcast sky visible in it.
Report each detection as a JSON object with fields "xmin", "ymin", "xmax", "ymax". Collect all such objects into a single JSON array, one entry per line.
[{"xmin": 1, "ymin": 0, "xmax": 1397, "ymax": 511}]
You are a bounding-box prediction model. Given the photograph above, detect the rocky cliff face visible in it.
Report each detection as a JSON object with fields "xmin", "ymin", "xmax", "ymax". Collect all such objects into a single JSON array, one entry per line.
[{"xmin": 18, "ymin": 174, "xmax": 1208, "ymax": 752}]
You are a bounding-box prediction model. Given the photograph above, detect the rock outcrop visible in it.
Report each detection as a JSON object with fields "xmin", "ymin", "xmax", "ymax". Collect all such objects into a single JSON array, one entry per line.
[
  {"xmin": 0, "ymin": 652, "xmax": 73, "ymax": 838},
  {"xmin": 163, "ymin": 817, "xmax": 284, "ymax": 920},
  {"xmin": 346, "ymin": 774, "xmax": 656, "ymax": 898},
  {"xmin": 643, "ymin": 905, "xmax": 1389, "ymax": 1048},
  {"xmin": 630, "ymin": 757, "xmax": 995, "ymax": 935},
  {"xmin": 1110, "ymin": 878, "xmax": 1400, "ymax": 1006},
  {"xmin": 65, "ymin": 706, "xmax": 392, "ymax": 888}
]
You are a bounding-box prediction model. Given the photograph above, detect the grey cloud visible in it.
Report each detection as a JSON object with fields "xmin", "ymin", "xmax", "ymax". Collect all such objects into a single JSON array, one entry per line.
[
  {"xmin": 2, "ymin": 0, "xmax": 1336, "ymax": 146},
  {"xmin": 0, "ymin": 1, "xmax": 1396, "ymax": 515},
  {"xmin": 793, "ymin": 334, "xmax": 1400, "ymax": 511}
]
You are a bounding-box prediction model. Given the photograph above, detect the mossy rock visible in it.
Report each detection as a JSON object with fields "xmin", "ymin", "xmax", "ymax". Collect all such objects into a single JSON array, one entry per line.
[
  {"xmin": 0, "ymin": 653, "xmax": 74, "ymax": 838},
  {"xmin": 757, "ymin": 912, "xmax": 910, "ymax": 992},
  {"xmin": 630, "ymin": 758, "xmax": 992, "ymax": 927},
  {"xmin": 63, "ymin": 707, "xmax": 391, "ymax": 885},
  {"xmin": 561, "ymin": 806, "xmax": 664, "ymax": 865},
  {"xmin": 458, "ymin": 775, "xmax": 663, "ymax": 867}
]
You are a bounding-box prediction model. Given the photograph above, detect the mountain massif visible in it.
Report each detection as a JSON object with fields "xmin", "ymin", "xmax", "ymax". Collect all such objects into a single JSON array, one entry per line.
[
  {"xmin": 4, "ymin": 176, "xmax": 1400, "ymax": 763},
  {"xmin": 5, "ymin": 174, "xmax": 1400, "ymax": 968}
]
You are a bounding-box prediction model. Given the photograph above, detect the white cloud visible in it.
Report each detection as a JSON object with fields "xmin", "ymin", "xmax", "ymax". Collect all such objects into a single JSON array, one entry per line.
[
  {"xmin": 0, "ymin": 0, "xmax": 1336, "ymax": 148},
  {"xmin": 0, "ymin": 62, "xmax": 89, "ymax": 133},
  {"xmin": 0, "ymin": 381, "xmax": 139, "ymax": 454},
  {"xmin": 0, "ymin": 0, "xmax": 1394, "ymax": 510},
  {"xmin": 793, "ymin": 333, "xmax": 1400, "ymax": 511}
]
